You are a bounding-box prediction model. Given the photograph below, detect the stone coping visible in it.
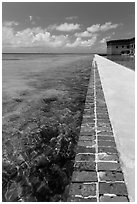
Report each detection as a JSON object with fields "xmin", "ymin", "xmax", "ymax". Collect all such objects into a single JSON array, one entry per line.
[{"xmin": 94, "ymin": 54, "xmax": 135, "ymax": 202}]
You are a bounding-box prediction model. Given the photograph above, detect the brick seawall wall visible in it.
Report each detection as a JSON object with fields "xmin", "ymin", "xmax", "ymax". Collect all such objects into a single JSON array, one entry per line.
[{"xmin": 67, "ymin": 57, "xmax": 129, "ymax": 202}]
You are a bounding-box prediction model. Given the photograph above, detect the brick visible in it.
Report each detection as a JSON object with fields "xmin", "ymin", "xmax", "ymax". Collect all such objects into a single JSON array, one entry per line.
[
  {"xmin": 98, "ymin": 140, "xmax": 116, "ymax": 147},
  {"xmin": 80, "ymin": 130, "xmax": 95, "ymax": 136},
  {"xmin": 96, "ymin": 111, "xmax": 109, "ymax": 115},
  {"xmin": 75, "ymin": 153, "xmax": 95, "ymax": 162},
  {"xmin": 96, "ymin": 112, "xmax": 108, "ymax": 116},
  {"xmin": 83, "ymin": 106, "xmax": 94, "ymax": 111},
  {"xmin": 69, "ymin": 183, "xmax": 96, "ymax": 197},
  {"xmin": 98, "ymin": 171, "xmax": 124, "ymax": 182},
  {"xmin": 78, "ymin": 140, "xmax": 96, "ymax": 148},
  {"xmin": 80, "ymin": 127, "xmax": 95, "ymax": 132},
  {"xmin": 98, "ymin": 153, "xmax": 119, "ymax": 161},
  {"xmin": 86, "ymin": 96, "xmax": 94, "ymax": 100},
  {"xmin": 97, "ymin": 162, "xmax": 121, "ymax": 171},
  {"xmin": 98, "ymin": 136, "xmax": 115, "ymax": 141},
  {"xmin": 98, "ymin": 147, "xmax": 118, "ymax": 154},
  {"xmin": 84, "ymin": 110, "xmax": 94, "ymax": 115},
  {"xmin": 96, "ymin": 108, "xmax": 108, "ymax": 112},
  {"xmin": 76, "ymin": 146, "xmax": 95, "ymax": 154},
  {"xmin": 97, "ymin": 127, "xmax": 112, "ymax": 132},
  {"xmin": 99, "ymin": 182, "xmax": 128, "ymax": 196},
  {"xmin": 99, "ymin": 195, "xmax": 129, "ymax": 202},
  {"xmin": 81, "ymin": 123, "xmax": 95, "ymax": 128},
  {"xmin": 72, "ymin": 171, "xmax": 97, "ymax": 182},
  {"xmin": 79, "ymin": 135, "xmax": 96, "ymax": 141},
  {"xmin": 82, "ymin": 118, "xmax": 95, "ymax": 124},
  {"xmin": 68, "ymin": 196, "xmax": 97, "ymax": 202},
  {"xmin": 96, "ymin": 104, "xmax": 107, "ymax": 108},
  {"xmin": 74, "ymin": 161, "xmax": 96, "ymax": 171},
  {"xmin": 97, "ymin": 119, "xmax": 111, "ymax": 124},
  {"xmin": 81, "ymin": 121, "xmax": 94, "ymax": 125},
  {"xmin": 85, "ymin": 99, "xmax": 94, "ymax": 103},
  {"xmin": 83, "ymin": 114, "xmax": 94, "ymax": 119},
  {"xmin": 84, "ymin": 104, "xmax": 94, "ymax": 109},
  {"xmin": 97, "ymin": 114, "xmax": 109, "ymax": 120},
  {"xmin": 97, "ymin": 123, "xmax": 111, "ymax": 128},
  {"xmin": 98, "ymin": 131, "xmax": 113, "ymax": 136}
]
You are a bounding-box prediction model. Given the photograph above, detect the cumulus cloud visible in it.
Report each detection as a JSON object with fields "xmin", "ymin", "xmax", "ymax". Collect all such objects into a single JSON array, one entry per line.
[
  {"xmin": 29, "ymin": 16, "xmax": 33, "ymax": 21},
  {"xmin": 75, "ymin": 31, "xmax": 94, "ymax": 38},
  {"xmin": 3, "ymin": 21, "xmax": 19, "ymax": 27},
  {"xmin": 65, "ymin": 16, "xmax": 78, "ymax": 20},
  {"xmin": 87, "ymin": 22, "xmax": 119, "ymax": 33},
  {"xmin": 100, "ymin": 36, "xmax": 111, "ymax": 43},
  {"xmin": 2, "ymin": 25, "xmax": 70, "ymax": 48},
  {"xmin": 49, "ymin": 23, "xmax": 80, "ymax": 32},
  {"xmin": 3, "ymin": 22, "xmax": 98, "ymax": 49},
  {"xmin": 2, "ymin": 26, "xmax": 15, "ymax": 46},
  {"xmin": 66, "ymin": 36, "xmax": 97, "ymax": 48}
]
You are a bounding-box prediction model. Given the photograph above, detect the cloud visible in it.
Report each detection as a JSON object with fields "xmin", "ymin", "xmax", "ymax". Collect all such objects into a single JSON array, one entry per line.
[
  {"xmin": 3, "ymin": 21, "xmax": 100, "ymax": 50},
  {"xmin": 49, "ymin": 23, "xmax": 80, "ymax": 32},
  {"xmin": 87, "ymin": 24, "xmax": 100, "ymax": 33},
  {"xmin": 29, "ymin": 16, "xmax": 33, "ymax": 21},
  {"xmin": 3, "ymin": 21, "xmax": 19, "ymax": 27},
  {"xmin": 28, "ymin": 16, "xmax": 36, "ymax": 25},
  {"xmin": 65, "ymin": 16, "xmax": 78, "ymax": 20},
  {"xmin": 75, "ymin": 31, "xmax": 94, "ymax": 38},
  {"xmin": 2, "ymin": 26, "xmax": 15, "ymax": 46},
  {"xmin": 87, "ymin": 22, "xmax": 119, "ymax": 33},
  {"xmin": 100, "ymin": 36, "xmax": 111, "ymax": 43},
  {"xmin": 66, "ymin": 36, "xmax": 97, "ymax": 48},
  {"xmin": 2, "ymin": 25, "xmax": 69, "ymax": 48}
]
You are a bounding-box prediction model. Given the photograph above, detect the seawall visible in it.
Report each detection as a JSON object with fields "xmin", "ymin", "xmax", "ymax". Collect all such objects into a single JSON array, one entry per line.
[{"xmin": 67, "ymin": 54, "xmax": 135, "ymax": 202}]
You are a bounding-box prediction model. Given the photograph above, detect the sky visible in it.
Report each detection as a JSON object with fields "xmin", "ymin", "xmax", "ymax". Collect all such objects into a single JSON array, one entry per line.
[{"xmin": 2, "ymin": 2, "xmax": 135, "ymax": 53}]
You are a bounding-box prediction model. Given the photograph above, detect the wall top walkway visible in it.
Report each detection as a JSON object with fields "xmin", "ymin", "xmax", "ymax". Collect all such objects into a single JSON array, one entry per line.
[{"xmin": 94, "ymin": 54, "xmax": 135, "ymax": 202}]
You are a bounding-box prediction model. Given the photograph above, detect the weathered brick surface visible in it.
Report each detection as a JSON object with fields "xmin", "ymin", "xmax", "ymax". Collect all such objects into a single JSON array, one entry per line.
[
  {"xmin": 80, "ymin": 127, "xmax": 95, "ymax": 132},
  {"xmin": 98, "ymin": 131, "xmax": 113, "ymax": 136},
  {"xmin": 99, "ymin": 182, "xmax": 128, "ymax": 196},
  {"xmin": 98, "ymin": 136, "xmax": 115, "ymax": 141},
  {"xmin": 98, "ymin": 147, "xmax": 118, "ymax": 154},
  {"xmin": 97, "ymin": 127, "xmax": 112, "ymax": 132},
  {"xmin": 81, "ymin": 122, "xmax": 95, "ymax": 128},
  {"xmin": 68, "ymin": 61, "xmax": 129, "ymax": 202},
  {"xmin": 72, "ymin": 171, "xmax": 97, "ymax": 182},
  {"xmin": 77, "ymin": 140, "xmax": 96, "ymax": 148},
  {"xmin": 99, "ymin": 195, "xmax": 129, "ymax": 202},
  {"xmin": 98, "ymin": 171, "xmax": 124, "ymax": 181},
  {"xmin": 79, "ymin": 135, "xmax": 96, "ymax": 141},
  {"xmin": 82, "ymin": 118, "xmax": 95, "ymax": 123},
  {"xmin": 75, "ymin": 153, "xmax": 95, "ymax": 162},
  {"xmin": 97, "ymin": 119, "xmax": 112, "ymax": 124},
  {"xmin": 74, "ymin": 161, "xmax": 96, "ymax": 171},
  {"xmin": 98, "ymin": 140, "xmax": 116, "ymax": 147},
  {"xmin": 84, "ymin": 110, "xmax": 94, "ymax": 115},
  {"xmin": 76, "ymin": 146, "xmax": 95, "ymax": 154},
  {"xmin": 69, "ymin": 183, "xmax": 96, "ymax": 197},
  {"xmin": 68, "ymin": 196, "xmax": 97, "ymax": 202},
  {"xmin": 97, "ymin": 122, "xmax": 111, "ymax": 127},
  {"xmin": 85, "ymin": 104, "xmax": 94, "ymax": 109},
  {"xmin": 98, "ymin": 153, "xmax": 119, "ymax": 161},
  {"xmin": 80, "ymin": 130, "xmax": 95, "ymax": 136},
  {"xmin": 97, "ymin": 162, "xmax": 121, "ymax": 171},
  {"xmin": 97, "ymin": 114, "xmax": 110, "ymax": 120}
]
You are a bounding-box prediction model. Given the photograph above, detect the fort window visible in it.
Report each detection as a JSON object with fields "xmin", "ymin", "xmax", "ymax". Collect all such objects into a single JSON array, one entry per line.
[
  {"xmin": 122, "ymin": 45, "xmax": 124, "ymax": 48},
  {"xmin": 127, "ymin": 45, "xmax": 129, "ymax": 49},
  {"xmin": 116, "ymin": 46, "xmax": 118, "ymax": 48}
]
